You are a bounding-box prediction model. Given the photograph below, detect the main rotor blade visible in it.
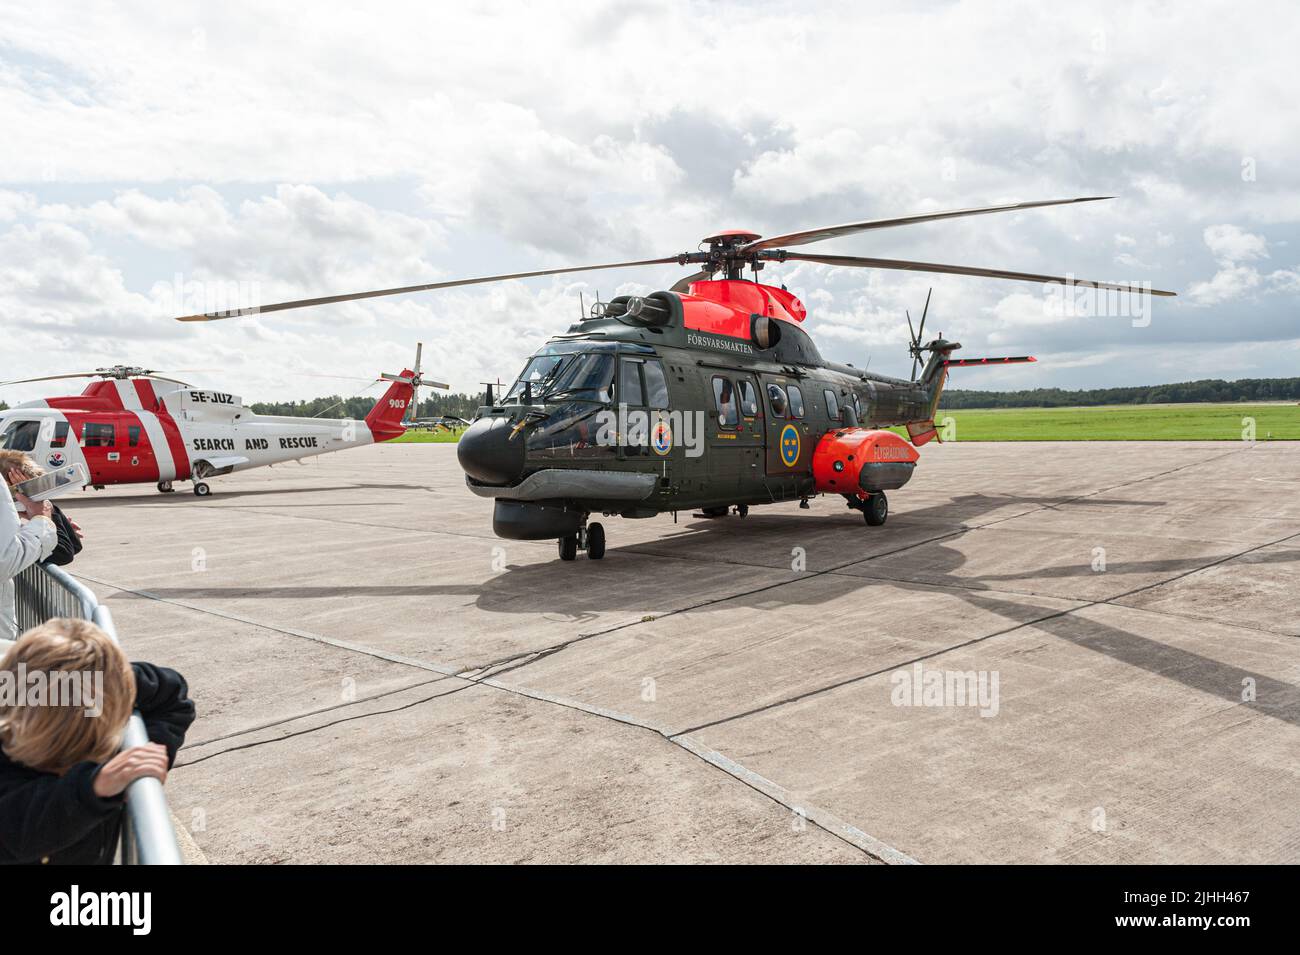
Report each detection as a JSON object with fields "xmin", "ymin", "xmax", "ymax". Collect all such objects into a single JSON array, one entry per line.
[
  {"xmin": 0, "ymin": 372, "xmax": 105, "ymax": 386},
  {"xmin": 174, "ymin": 257, "xmax": 682, "ymax": 322},
  {"xmin": 741, "ymin": 197, "xmax": 1113, "ymax": 253},
  {"xmin": 778, "ymin": 252, "xmax": 1177, "ymax": 296},
  {"xmin": 146, "ymin": 375, "xmax": 195, "ymax": 387}
]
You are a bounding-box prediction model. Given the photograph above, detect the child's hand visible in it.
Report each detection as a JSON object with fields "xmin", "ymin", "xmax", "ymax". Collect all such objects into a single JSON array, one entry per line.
[{"xmin": 93, "ymin": 743, "xmax": 170, "ymax": 798}]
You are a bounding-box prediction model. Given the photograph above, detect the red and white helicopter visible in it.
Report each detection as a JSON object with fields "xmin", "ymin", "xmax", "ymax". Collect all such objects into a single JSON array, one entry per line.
[{"xmin": 0, "ymin": 346, "xmax": 446, "ymax": 496}]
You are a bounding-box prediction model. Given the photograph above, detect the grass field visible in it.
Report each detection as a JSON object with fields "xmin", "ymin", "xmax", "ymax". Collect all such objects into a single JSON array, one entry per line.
[
  {"xmin": 392, "ymin": 429, "xmax": 464, "ymax": 443},
  {"xmin": 391, "ymin": 403, "xmax": 1300, "ymax": 443},
  {"xmin": 919, "ymin": 402, "xmax": 1300, "ymax": 441}
]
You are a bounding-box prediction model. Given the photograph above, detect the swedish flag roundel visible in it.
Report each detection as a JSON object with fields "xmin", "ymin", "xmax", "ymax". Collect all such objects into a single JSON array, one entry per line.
[{"xmin": 779, "ymin": 424, "xmax": 801, "ymax": 467}]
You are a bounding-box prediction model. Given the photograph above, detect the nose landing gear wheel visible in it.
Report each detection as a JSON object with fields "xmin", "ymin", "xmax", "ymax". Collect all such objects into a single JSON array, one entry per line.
[
  {"xmin": 193, "ymin": 482, "xmax": 212, "ymax": 497},
  {"xmin": 558, "ymin": 534, "xmax": 578, "ymax": 561},
  {"xmin": 156, "ymin": 481, "xmax": 174, "ymax": 493},
  {"xmin": 863, "ymin": 491, "xmax": 888, "ymax": 526},
  {"xmin": 586, "ymin": 522, "xmax": 606, "ymax": 560}
]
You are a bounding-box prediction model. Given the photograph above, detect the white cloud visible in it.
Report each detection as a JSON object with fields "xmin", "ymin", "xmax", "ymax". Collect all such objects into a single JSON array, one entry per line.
[
  {"xmin": 0, "ymin": 0, "xmax": 1298, "ymax": 399},
  {"xmin": 1203, "ymin": 224, "xmax": 1269, "ymax": 264}
]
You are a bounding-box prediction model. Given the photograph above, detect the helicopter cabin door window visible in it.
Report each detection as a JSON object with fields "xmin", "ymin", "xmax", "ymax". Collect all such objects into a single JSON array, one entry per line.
[
  {"xmin": 823, "ymin": 389, "xmax": 841, "ymax": 423},
  {"xmin": 641, "ymin": 360, "xmax": 670, "ymax": 410},
  {"xmin": 52, "ymin": 422, "xmax": 70, "ymax": 447},
  {"xmin": 712, "ymin": 376, "xmax": 739, "ymax": 428},
  {"xmin": 737, "ymin": 380, "xmax": 758, "ymax": 419},
  {"xmin": 618, "ymin": 358, "xmax": 644, "ymax": 407},
  {"xmin": 786, "ymin": 384, "xmax": 805, "ymax": 419},
  {"xmin": 766, "ymin": 383, "xmax": 788, "ymax": 418},
  {"xmin": 82, "ymin": 423, "xmax": 115, "ymax": 448}
]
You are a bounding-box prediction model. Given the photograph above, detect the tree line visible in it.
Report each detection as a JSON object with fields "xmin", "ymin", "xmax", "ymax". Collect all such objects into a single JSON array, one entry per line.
[
  {"xmin": 247, "ymin": 391, "xmax": 484, "ymax": 420},
  {"xmin": 6, "ymin": 376, "xmax": 1298, "ymax": 418},
  {"xmin": 939, "ymin": 377, "xmax": 1300, "ymax": 409}
]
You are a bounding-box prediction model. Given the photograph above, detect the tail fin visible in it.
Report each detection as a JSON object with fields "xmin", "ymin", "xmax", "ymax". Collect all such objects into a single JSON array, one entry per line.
[
  {"xmin": 365, "ymin": 369, "xmax": 415, "ymax": 442},
  {"xmin": 907, "ymin": 354, "xmax": 1037, "ymax": 447}
]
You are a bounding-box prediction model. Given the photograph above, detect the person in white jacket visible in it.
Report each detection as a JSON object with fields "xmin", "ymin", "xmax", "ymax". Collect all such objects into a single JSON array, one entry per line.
[{"xmin": 1, "ymin": 479, "xmax": 56, "ymax": 642}]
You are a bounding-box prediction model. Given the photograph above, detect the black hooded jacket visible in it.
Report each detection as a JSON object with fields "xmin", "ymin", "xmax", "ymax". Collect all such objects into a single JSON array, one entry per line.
[{"xmin": 0, "ymin": 662, "xmax": 195, "ymax": 865}]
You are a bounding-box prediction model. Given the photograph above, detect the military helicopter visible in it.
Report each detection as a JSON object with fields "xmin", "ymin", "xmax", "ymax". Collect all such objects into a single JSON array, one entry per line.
[{"xmin": 176, "ymin": 197, "xmax": 1174, "ymax": 560}]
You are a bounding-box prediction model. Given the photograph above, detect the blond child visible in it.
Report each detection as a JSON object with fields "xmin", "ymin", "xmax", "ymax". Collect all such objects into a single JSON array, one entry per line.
[{"xmin": 0, "ymin": 618, "xmax": 194, "ymax": 864}]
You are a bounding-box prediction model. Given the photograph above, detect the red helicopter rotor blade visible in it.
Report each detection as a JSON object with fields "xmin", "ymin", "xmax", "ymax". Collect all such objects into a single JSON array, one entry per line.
[
  {"xmin": 776, "ymin": 251, "xmax": 1176, "ymax": 296},
  {"xmin": 740, "ymin": 197, "xmax": 1114, "ymax": 253},
  {"xmin": 174, "ymin": 257, "xmax": 682, "ymax": 322}
]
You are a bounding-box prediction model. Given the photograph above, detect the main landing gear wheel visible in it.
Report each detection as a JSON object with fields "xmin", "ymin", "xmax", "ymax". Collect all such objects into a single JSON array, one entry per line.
[
  {"xmin": 734, "ymin": 504, "xmax": 749, "ymax": 518},
  {"xmin": 586, "ymin": 522, "xmax": 606, "ymax": 560},
  {"xmin": 559, "ymin": 522, "xmax": 607, "ymax": 561},
  {"xmin": 156, "ymin": 481, "xmax": 174, "ymax": 493},
  {"xmin": 863, "ymin": 491, "xmax": 888, "ymax": 526},
  {"xmin": 193, "ymin": 482, "xmax": 212, "ymax": 497}
]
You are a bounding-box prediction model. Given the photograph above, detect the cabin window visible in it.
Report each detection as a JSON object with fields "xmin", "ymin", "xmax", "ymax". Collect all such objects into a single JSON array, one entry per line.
[
  {"xmin": 737, "ymin": 380, "xmax": 758, "ymax": 417},
  {"xmin": 787, "ymin": 384, "xmax": 805, "ymax": 418},
  {"xmin": 642, "ymin": 360, "xmax": 670, "ymax": 410},
  {"xmin": 766, "ymin": 383, "xmax": 788, "ymax": 418},
  {"xmin": 712, "ymin": 377, "xmax": 739, "ymax": 428},
  {"xmin": 0, "ymin": 420, "xmax": 40, "ymax": 453},
  {"xmin": 82, "ymin": 423, "xmax": 115, "ymax": 448},
  {"xmin": 618, "ymin": 358, "xmax": 645, "ymax": 407},
  {"xmin": 823, "ymin": 389, "xmax": 840, "ymax": 422},
  {"xmin": 128, "ymin": 425, "xmax": 142, "ymax": 447},
  {"xmin": 52, "ymin": 421, "xmax": 70, "ymax": 447},
  {"xmin": 853, "ymin": 392, "xmax": 863, "ymax": 420}
]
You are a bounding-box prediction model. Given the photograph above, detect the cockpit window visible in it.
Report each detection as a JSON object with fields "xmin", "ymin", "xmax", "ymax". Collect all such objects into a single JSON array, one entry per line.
[
  {"xmin": 505, "ymin": 354, "xmax": 571, "ymax": 402},
  {"xmin": 506, "ymin": 352, "xmax": 615, "ymax": 404},
  {"xmin": 0, "ymin": 420, "xmax": 40, "ymax": 453}
]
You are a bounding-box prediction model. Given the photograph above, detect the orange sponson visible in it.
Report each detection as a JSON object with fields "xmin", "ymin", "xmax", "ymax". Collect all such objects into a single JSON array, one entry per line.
[{"xmin": 812, "ymin": 428, "xmax": 920, "ymax": 495}]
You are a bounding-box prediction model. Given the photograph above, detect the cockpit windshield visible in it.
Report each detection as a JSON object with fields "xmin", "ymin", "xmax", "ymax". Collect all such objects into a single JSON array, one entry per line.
[
  {"xmin": 505, "ymin": 351, "xmax": 614, "ymax": 404},
  {"xmin": 0, "ymin": 419, "xmax": 40, "ymax": 452}
]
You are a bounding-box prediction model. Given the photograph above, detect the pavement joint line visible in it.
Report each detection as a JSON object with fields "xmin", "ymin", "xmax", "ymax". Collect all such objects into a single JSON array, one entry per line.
[
  {"xmin": 670, "ymin": 523, "xmax": 1300, "ymax": 737},
  {"xmin": 76, "ymin": 444, "xmax": 1269, "ymax": 862},
  {"xmin": 186, "ymin": 673, "xmax": 455, "ymax": 749},
  {"xmin": 526, "ymin": 447, "xmax": 1255, "ymax": 662},
  {"xmin": 468, "ymin": 674, "xmax": 917, "ymax": 864},
  {"xmin": 169, "ymin": 648, "xmax": 913, "ymax": 864},
  {"xmin": 73, "ymin": 574, "xmax": 465, "ymax": 677},
  {"xmin": 175, "ymin": 679, "xmax": 479, "ymax": 767},
  {"xmin": 669, "ymin": 734, "xmax": 920, "ymax": 865}
]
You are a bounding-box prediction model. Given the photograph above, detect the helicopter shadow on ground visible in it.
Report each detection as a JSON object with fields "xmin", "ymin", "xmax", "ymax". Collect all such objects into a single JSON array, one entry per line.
[{"xmin": 109, "ymin": 489, "xmax": 1300, "ymax": 722}]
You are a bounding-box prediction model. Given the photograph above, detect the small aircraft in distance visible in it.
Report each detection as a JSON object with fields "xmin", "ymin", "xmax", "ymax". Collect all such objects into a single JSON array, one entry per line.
[{"xmin": 0, "ymin": 345, "xmax": 448, "ymax": 496}]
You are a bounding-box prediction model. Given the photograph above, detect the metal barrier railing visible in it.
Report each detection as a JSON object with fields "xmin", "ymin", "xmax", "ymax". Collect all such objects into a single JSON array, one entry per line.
[{"xmin": 12, "ymin": 562, "xmax": 184, "ymax": 865}]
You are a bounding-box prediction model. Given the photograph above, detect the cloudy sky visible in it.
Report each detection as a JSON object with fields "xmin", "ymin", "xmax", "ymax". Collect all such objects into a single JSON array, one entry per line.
[{"xmin": 1, "ymin": 0, "xmax": 1297, "ymax": 405}]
